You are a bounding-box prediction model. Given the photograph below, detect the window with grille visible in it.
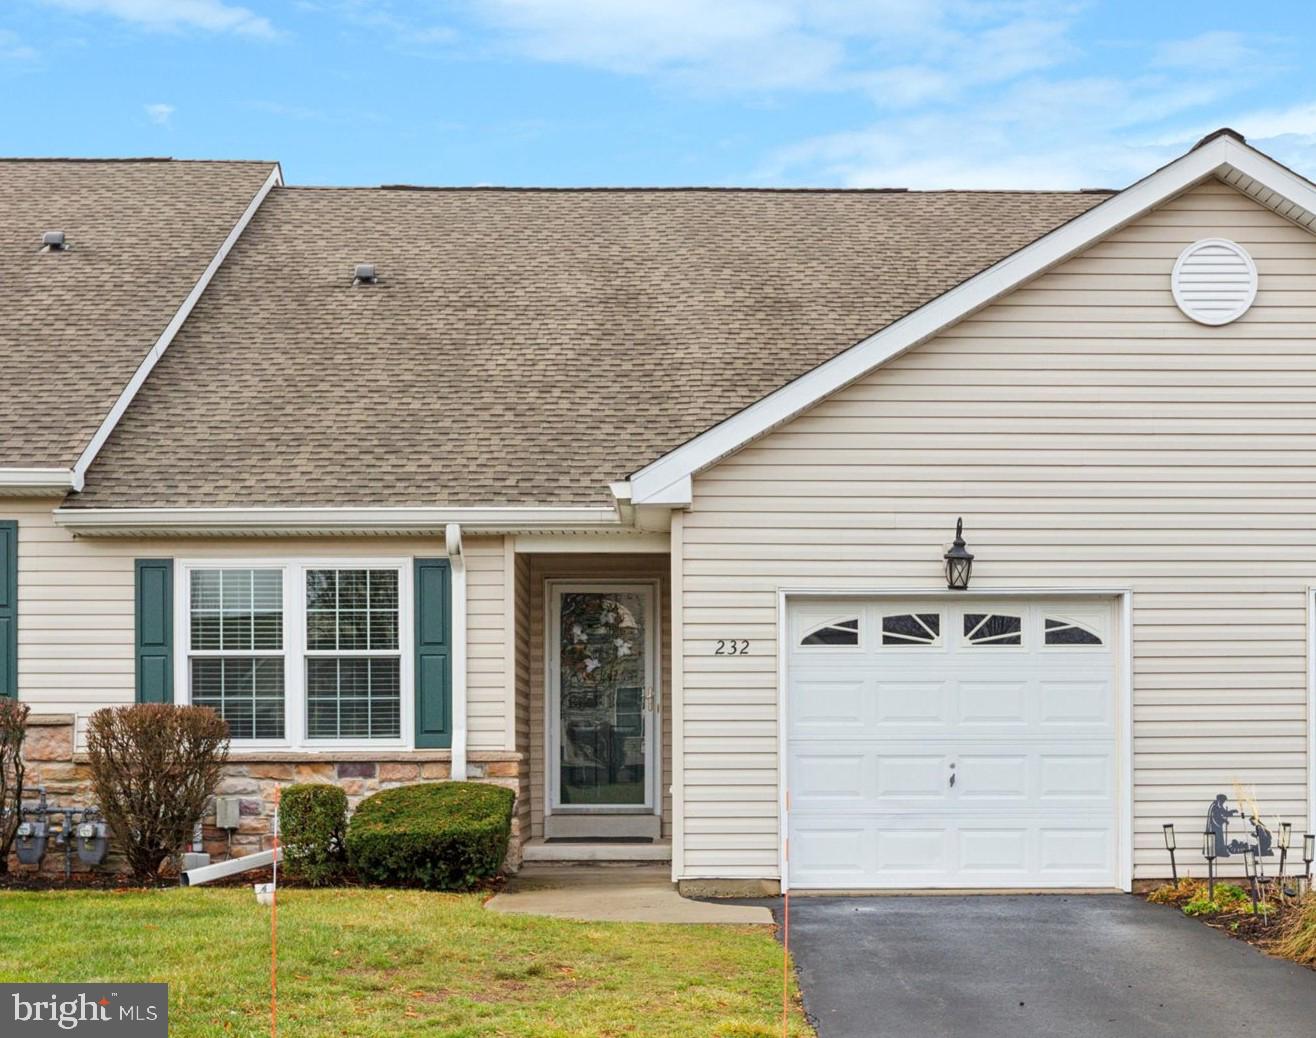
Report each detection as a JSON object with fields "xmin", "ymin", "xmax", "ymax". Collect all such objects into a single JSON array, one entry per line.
[
  {"xmin": 188, "ymin": 568, "xmax": 285, "ymax": 740},
  {"xmin": 305, "ymin": 568, "xmax": 402, "ymax": 740}
]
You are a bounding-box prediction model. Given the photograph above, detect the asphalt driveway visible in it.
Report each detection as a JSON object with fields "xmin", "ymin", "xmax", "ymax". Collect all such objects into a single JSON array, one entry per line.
[{"xmin": 776, "ymin": 895, "xmax": 1316, "ymax": 1038}]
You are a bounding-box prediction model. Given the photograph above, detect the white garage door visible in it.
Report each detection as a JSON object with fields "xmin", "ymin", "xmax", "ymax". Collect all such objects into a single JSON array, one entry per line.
[{"xmin": 787, "ymin": 597, "xmax": 1118, "ymax": 889}]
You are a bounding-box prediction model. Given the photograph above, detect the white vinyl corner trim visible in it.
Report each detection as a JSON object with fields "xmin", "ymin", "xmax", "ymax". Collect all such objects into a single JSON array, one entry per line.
[
  {"xmin": 629, "ymin": 134, "xmax": 1316, "ymax": 506},
  {"xmin": 70, "ymin": 164, "xmax": 284, "ymax": 492},
  {"xmin": 446, "ymin": 523, "xmax": 468, "ymax": 782}
]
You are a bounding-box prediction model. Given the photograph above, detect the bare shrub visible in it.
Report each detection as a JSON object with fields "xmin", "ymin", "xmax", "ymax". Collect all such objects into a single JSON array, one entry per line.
[
  {"xmin": 87, "ymin": 704, "xmax": 229, "ymax": 882},
  {"xmin": 0, "ymin": 699, "xmax": 29, "ymax": 874}
]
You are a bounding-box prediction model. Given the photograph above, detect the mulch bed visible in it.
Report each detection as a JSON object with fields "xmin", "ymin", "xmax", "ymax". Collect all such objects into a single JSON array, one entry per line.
[
  {"xmin": 0, "ymin": 871, "xmax": 175, "ymax": 891},
  {"xmin": 1146, "ymin": 877, "xmax": 1314, "ymax": 968},
  {"xmin": 1, "ymin": 865, "xmax": 507, "ymax": 895}
]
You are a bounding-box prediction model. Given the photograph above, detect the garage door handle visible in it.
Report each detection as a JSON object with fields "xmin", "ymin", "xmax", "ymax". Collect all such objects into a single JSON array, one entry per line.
[{"xmin": 949, "ymin": 773, "xmax": 956, "ymax": 788}]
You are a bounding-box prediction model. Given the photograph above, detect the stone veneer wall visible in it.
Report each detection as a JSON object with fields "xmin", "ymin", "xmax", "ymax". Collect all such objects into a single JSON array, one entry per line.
[{"xmin": 9, "ymin": 714, "xmax": 526, "ymax": 876}]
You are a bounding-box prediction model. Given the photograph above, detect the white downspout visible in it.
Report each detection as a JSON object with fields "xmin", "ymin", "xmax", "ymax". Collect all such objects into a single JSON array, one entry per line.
[{"xmin": 446, "ymin": 523, "xmax": 468, "ymax": 781}]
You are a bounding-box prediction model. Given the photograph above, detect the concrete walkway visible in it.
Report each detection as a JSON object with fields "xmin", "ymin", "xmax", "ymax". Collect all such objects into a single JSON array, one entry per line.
[
  {"xmin": 486, "ymin": 864, "xmax": 774, "ymax": 924},
  {"xmin": 776, "ymin": 894, "xmax": 1316, "ymax": 1038}
]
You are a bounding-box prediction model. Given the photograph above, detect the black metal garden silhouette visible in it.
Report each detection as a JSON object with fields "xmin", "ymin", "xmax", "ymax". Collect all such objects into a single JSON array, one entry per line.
[{"xmin": 1204, "ymin": 792, "xmax": 1273, "ymax": 859}]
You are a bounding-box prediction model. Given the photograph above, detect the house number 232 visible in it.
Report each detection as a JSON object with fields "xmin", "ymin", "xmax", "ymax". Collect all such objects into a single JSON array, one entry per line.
[{"xmin": 714, "ymin": 639, "xmax": 749, "ymax": 655}]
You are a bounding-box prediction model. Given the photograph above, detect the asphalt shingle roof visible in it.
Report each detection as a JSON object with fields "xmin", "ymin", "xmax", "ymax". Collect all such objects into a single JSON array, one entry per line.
[
  {"xmin": 72, "ymin": 184, "xmax": 1107, "ymax": 508},
  {"xmin": 0, "ymin": 158, "xmax": 277, "ymax": 469}
]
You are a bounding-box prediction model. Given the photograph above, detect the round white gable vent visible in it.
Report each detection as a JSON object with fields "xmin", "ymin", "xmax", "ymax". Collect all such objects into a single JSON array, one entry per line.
[{"xmin": 1171, "ymin": 238, "xmax": 1258, "ymax": 326}]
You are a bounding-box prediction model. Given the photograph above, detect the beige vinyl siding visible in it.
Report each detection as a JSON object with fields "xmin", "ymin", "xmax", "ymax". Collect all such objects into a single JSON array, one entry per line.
[
  {"xmin": 526, "ymin": 554, "xmax": 672, "ymax": 841},
  {"xmin": 679, "ymin": 178, "xmax": 1316, "ymax": 881},
  {"xmin": 7, "ymin": 497, "xmax": 513, "ymax": 751}
]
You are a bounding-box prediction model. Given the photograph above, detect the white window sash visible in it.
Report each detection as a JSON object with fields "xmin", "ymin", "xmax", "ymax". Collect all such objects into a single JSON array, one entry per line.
[{"xmin": 174, "ymin": 557, "xmax": 414, "ymax": 751}]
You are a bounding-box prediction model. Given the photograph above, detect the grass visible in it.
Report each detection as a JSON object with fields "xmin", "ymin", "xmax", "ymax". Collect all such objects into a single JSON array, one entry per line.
[
  {"xmin": 1273, "ymin": 893, "xmax": 1316, "ymax": 966},
  {"xmin": 0, "ymin": 888, "xmax": 811, "ymax": 1037}
]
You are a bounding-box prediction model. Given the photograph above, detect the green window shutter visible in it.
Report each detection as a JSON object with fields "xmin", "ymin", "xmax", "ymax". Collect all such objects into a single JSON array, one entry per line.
[
  {"xmin": 135, "ymin": 559, "xmax": 173, "ymax": 704},
  {"xmin": 0, "ymin": 521, "xmax": 16, "ymax": 698},
  {"xmin": 414, "ymin": 558, "xmax": 452, "ymax": 748}
]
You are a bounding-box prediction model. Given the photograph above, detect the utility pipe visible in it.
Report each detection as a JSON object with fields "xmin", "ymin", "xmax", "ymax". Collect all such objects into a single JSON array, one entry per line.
[
  {"xmin": 446, "ymin": 522, "xmax": 467, "ymax": 781},
  {"xmin": 181, "ymin": 847, "xmax": 282, "ymax": 887}
]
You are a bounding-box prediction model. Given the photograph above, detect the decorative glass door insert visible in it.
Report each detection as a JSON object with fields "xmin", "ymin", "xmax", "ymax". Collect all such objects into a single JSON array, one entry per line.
[{"xmin": 554, "ymin": 586, "xmax": 654, "ymax": 809}]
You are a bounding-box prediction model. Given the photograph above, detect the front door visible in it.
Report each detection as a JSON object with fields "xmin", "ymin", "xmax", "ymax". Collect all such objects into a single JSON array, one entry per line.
[{"xmin": 549, "ymin": 583, "xmax": 658, "ymax": 812}]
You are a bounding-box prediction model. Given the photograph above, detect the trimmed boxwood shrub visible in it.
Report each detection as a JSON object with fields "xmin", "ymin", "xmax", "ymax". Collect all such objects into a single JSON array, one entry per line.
[
  {"xmin": 346, "ymin": 782, "xmax": 514, "ymax": 890},
  {"xmin": 279, "ymin": 783, "xmax": 348, "ymax": 886}
]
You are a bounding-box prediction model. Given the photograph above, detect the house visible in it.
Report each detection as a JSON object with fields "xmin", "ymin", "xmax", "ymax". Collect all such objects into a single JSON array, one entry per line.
[{"xmin": 4, "ymin": 128, "xmax": 1315, "ymax": 891}]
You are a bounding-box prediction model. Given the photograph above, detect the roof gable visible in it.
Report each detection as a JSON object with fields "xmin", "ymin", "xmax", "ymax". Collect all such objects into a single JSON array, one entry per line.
[
  {"xmin": 627, "ymin": 130, "xmax": 1316, "ymax": 505},
  {"xmin": 68, "ymin": 185, "xmax": 1101, "ymax": 509},
  {"xmin": 0, "ymin": 159, "xmax": 280, "ymax": 487}
]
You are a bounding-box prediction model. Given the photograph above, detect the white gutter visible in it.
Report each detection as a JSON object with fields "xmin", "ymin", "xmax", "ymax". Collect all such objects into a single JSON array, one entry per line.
[
  {"xmin": 0, "ymin": 468, "xmax": 77, "ymax": 495},
  {"xmin": 52, "ymin": 505, "xmax": 624, "ymax": 537},
  {"xmin": 71, "ymin": 164, "xmax": 284, "ymax": 493},
  {"xmin": 446, "ymin": 523, "xmax": 468, "ymax": 781}
]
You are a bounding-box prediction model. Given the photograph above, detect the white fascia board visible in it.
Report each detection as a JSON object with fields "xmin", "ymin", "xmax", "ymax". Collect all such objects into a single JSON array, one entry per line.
[
  {"xmin": 629, "ymin": 135, "xmax": 1316, "ymax": 506},
  {"xmin": 51, "ymin": 505, "xmax": 624, "ymax": 536},
  {"xmin": 0, "ymin": 468, "xmax": 77, "ymax": 495},
  {"xmin": 69, "ymin": 164, "xmax": 284, "ymax": 493}
]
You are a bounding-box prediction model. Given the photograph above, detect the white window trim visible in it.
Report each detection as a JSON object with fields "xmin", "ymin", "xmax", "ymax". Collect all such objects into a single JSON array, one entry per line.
[
  {"xmin": 796, "ymin": 614, "xmax": 864, "ymax": 651},
  {"xmin": 878, "ymin": 611, "xmax": 944, "ymax": 649},
  {"xmin": 174, "ymin": 557, "xmax": 414, "ymax": 751}
]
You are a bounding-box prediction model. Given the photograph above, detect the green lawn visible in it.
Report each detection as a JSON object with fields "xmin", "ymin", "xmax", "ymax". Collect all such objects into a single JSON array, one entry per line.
[{"xmin": 0, "ymin": 888, "xmax": 811, "ymax": 1037}]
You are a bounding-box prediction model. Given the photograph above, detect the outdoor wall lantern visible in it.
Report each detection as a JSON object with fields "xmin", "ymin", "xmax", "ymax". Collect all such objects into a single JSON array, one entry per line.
[
  {"xmin": 1202, "ymin": 830, "xmax": 1217, "ymax": 900},
  {"xmin": 1304, "ymin": 833, "xmax": 1315, "ymax": 884},
  {"xmin": 944, "ymin": 518, "xmax": 974, "ymax": 590},
  {"xmin": 1162, "ymin": 824, "xmax": 1178, "ymax": 883}
]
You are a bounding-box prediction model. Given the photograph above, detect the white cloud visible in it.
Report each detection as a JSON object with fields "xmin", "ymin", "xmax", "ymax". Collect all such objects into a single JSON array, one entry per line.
[
  {"xmin": 144, "ymin": 102, "xmax": 174, "ymax": 125},
  {"xmin": 43, "ymin": 0, "xmax": 275, "ymax": 38},
  {"xmin": 470, "ymin": 1, "xmax": 1070, "ymax": 95},
  {"xmin": 1153, "ymin": 31, "xmax": 1260, "ymax": 70},
  {"xmin": 462, "ymin": 2, "xmax": 1316, "ymax": 189},
  {"xmin": 0, "ymin": 30, "xmax": 37, "ymax": 61}
]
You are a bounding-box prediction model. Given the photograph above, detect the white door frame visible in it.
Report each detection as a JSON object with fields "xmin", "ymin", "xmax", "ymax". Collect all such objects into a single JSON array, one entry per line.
[
  {"xmin": 777, "ymin": 586, "xmax": 1134, "ymax": 892},
  {"xmin": 545, "ymin": 580, "xmax": 662, "ymax": 816}
]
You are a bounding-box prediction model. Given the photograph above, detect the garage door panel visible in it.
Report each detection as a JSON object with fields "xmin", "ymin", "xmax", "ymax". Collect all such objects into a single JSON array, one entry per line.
[
  {"xmin": 876, "ymin": 829, "xmax": 948, "ymax": 873},
  {"xmin": 959, "ymin": 828, "xmax": 1030, "ymax": 872},
  {"xmin": 875, "ymin": 754, "xmax": 947, "ymax": 799},
  {"xmin": 1039, "ymin": 828, "xmax": 1114, "ymax": 874},
  {"xmin": 788, "ymin": 597, "xmax": 1118, "ymax": 889},
  {"xmin": 956, "ymin": 754, "xmax": 1029, "ymax": 799},
  {"xmin": 790, "ymin": 678, "xmax": 867, "ymax": 727},
  {"xmin": 958, "ymin": 681, "xmax": 1029, "ymax": 725},
  {"xmin": 793, "ymin": 752, "xmax": 866, "ymax": 800},
  {"xmin": 1041, "ymin": 679, "xmax": 1114, "ymax": 728},
  {"xmin": 1040, "ymin": 754, "xmax": 1114, "ymax": 799},
  {"xmin": 874, "ymin": 679, "xmax": 949, "ymax": 726}
]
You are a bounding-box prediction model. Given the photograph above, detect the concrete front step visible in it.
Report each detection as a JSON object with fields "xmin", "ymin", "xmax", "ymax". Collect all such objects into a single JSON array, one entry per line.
[
  {"xmin": 521, "ymin": 839, "xmax": 673, "ymax": 863},
  {"xmin": 544, "ymin": 813, "xmax": 662, "ymax": 840},
  {"xmin": 487, "ymin": 863, "xmax": 773, "ymax": 924}
]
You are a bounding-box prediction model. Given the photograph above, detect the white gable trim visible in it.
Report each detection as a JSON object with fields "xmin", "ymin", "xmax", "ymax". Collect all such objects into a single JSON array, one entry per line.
[
  {"xmin": 629, "ymin": 133, "xmax": 1316, "ymax": 506},
  {"xmin": 69, "ymin": 164, "xmax": 284, "ymax": 492}
]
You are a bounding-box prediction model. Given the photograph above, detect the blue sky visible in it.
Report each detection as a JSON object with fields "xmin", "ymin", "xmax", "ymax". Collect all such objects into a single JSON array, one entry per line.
[{"xmin": 3, "ymin": 1, "xmax": 1316, "ymax": 189}]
